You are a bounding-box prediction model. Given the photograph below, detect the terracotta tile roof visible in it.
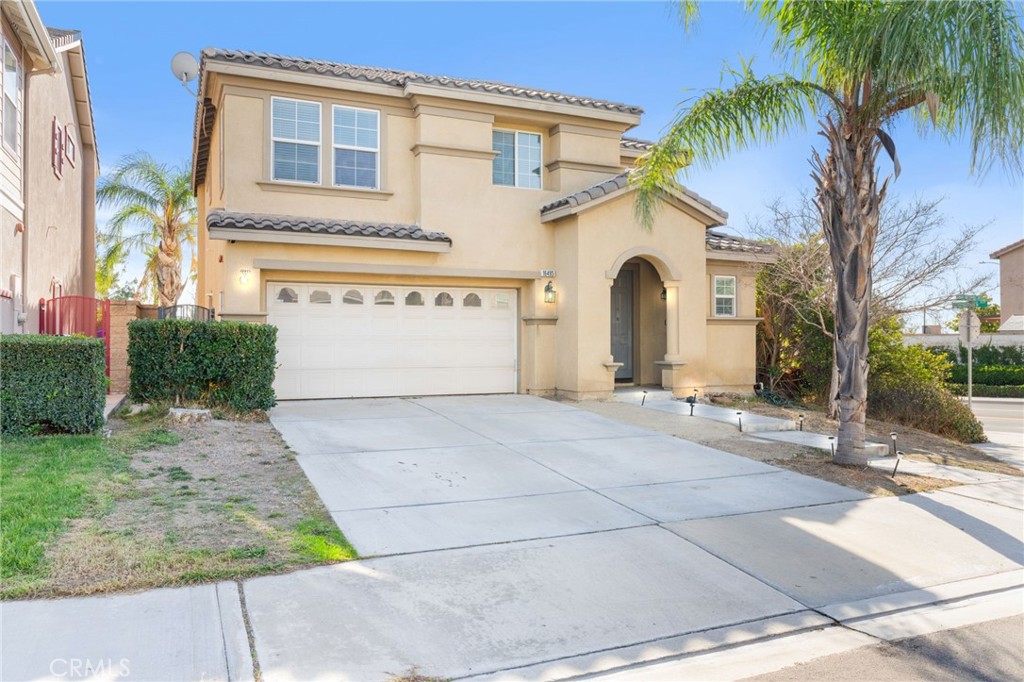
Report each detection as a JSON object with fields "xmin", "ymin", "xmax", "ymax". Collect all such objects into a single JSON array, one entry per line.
[
  {"xmin": 202, "ymin": 49, "xmax": 644, "ymax": 115},
  {"xmin": 540, "ymin": 171, "xmax": 728, "ymax": 223},
  {"xmin": 207, "ymin": 210, "xmax": 451, "ymax": 244},
  {"xmin": 620, "ymin": 137, "xmax": 654, "ymax": 152},
  {"xmin": 705, "ymin": 230, "xmax": 775, "ymax": 255}
]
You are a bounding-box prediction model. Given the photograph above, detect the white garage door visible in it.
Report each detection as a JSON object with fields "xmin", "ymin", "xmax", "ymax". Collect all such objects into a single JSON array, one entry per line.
[{"xmin": 267, "ymin": 283, "xmax": 518, "ymax": 399}]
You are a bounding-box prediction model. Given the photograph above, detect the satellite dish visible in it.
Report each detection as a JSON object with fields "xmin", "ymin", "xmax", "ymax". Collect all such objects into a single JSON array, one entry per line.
[{"xmin": 170, "ymin": 51, "xmax": 199, "ymax": 84}]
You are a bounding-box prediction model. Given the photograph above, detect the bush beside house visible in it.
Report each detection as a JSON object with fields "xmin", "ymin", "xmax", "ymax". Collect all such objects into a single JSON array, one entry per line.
[
  {"xmin": 127, "ymin": 320, "xmax": 277, "ymax": 411},
  {"xmin": 0, "ymin": 335, "xmax": 106, "ymax": 435},
  {"xmin": 868, "ymin": 320, "xmax": 985, "ymax": 443}
]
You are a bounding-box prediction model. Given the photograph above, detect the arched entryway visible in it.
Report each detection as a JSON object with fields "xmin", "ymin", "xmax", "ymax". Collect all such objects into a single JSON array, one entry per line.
[{"xmin": 609, "ymin": 255, "xmax": 671, "ymax": 385}]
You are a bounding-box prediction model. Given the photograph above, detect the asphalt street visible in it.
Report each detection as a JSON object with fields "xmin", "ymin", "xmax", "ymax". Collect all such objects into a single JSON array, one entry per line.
[
  {"xmin": 970, "ymin": 398, "xmax": 1024, "ymax": 469},
  {"xmin": 743, "ymin": 614, "xmax": 1024, "ymax": 682}
]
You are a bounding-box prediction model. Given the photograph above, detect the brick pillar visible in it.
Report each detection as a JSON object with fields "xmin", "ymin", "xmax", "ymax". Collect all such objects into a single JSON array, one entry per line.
[{"xmin": 108, "ymin": 300, "xmax": 141, "ymax": 394}]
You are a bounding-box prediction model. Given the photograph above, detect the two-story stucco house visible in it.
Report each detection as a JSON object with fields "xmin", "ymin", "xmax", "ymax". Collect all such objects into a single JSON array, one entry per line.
[
  {"xmin": 192, "ymin": 49, "xmax": 774, "ymax": 401},
  {"xmin": 0, "ymin": 0, "xmax": 97, "ymax": 333}
]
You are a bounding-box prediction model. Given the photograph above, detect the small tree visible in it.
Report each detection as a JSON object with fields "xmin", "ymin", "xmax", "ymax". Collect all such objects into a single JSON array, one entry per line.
[{"xmin": 754, "ymin": 194, "xmax": 992, "ymax": 414}]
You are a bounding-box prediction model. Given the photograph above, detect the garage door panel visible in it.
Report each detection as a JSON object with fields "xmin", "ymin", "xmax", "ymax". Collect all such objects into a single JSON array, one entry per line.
[{"xmin": 268, "ymin": 283, "xmax": 517, "ymax": 399}]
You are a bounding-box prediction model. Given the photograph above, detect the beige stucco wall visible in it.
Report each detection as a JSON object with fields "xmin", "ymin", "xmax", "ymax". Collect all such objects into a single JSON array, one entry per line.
[
  {"xmin": 997, "ymin": 243, "xmax": 1023, "ymax": 322},
  {"xmin": 0, "ymin": 22, "xmax": 95, "ymax": 334},
  {"xmin": 558, "ymin": 192, "xmax": 709, "ymax": 399},
  {"xmin": 704, "ymin": 258, "xmax": 760, "ymax": 392},
  {"xmin": 23, "ymin": 48, "xmax": 93, "ymax": 330},
  {"xmin": 198, "ymin": 66, "xmax": 766, "ymax": 399}
]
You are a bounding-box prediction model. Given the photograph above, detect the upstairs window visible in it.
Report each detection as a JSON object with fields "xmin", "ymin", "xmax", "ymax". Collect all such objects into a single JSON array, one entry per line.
[
  {"xmin": 333, "ymin": 105, "xmax": 379, "ymax": 189},
  {"xmin": 713, "ymin": 276, "xmax": 737, "ymax": 317},
  {"xmin": 2, "ymin": 35, "xmax": 22, "ymax": 154},
  {"xmin": 271, "ymin": 97, "xmax": 320, "ymax": 184},
  {"xmin": 492, "ymin": 130, "xmax": 541, "ymax": 189}
]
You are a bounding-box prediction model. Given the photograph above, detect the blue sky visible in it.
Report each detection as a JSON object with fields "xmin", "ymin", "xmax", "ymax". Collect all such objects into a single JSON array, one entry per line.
[{"xmin": 41, "ymin": 0, "xmax": 1023, "ymax": 314}]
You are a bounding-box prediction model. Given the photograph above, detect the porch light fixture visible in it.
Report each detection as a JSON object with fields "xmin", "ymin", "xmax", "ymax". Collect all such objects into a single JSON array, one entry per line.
[
  {"xmin": 543, "ymin": 280, "xmax": 556, "ymax": 304},
  {"xmin": 660, "ymin": 288, "xmax": 667, "ymax": 300},
  {"xmin": 238, "ymin": 268, "xmax": 251, "ymax": 285}
]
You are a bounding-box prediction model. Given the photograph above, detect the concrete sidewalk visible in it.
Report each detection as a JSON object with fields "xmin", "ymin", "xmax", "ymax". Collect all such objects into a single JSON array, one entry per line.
[{"xmin": 2, "ymin": 395, "xmax": 1021, "ymax": 682}]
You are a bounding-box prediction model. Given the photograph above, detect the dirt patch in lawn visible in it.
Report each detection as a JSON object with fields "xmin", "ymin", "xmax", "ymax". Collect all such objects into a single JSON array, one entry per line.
[
  {"xmin": 575, "ymin": 400, "xmax": 962, "ymax": 497},
  {"xmin": 4, "ymin": 413, "xmax": 354, "ymax": 600}
]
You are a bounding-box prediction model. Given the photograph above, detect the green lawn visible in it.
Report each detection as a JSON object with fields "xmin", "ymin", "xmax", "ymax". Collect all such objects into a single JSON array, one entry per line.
[{"xmin": 1, "ymin": 433, "xmax": 128, "ymax": 584}]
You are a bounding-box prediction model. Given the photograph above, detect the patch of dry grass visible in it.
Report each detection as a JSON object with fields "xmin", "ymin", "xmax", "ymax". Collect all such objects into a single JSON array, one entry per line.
[{"xmin": 1, "ymin": 411, "xmax": 355, "ymax": 600}]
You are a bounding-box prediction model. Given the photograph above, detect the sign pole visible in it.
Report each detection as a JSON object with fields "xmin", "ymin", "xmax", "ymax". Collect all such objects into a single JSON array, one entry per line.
[{"xmin": 967, "ymin": 303, "xmax": 973, "ymax": 411}]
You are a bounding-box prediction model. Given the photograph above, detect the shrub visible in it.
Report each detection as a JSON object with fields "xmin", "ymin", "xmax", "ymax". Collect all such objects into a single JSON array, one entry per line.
[
  {"xmin": 0, "ymin": 335, "xmax": 106, "ymax": 435},
  {"xmin": 869, "ymin": 383, "xmax": 987, "ymax": 443},
  {"xmin": 949, "ymin": 365, "xmax": 1024, "ymax": 386},
  {"xmin": 128, "ymin": 320, "xmax": 277, "ymax": 411},
  {"xmin": 946, "ymin": 384, "xmax": 1024, "ymax": 399},
  {"xmin": 867, "ymin": 319, "xmax": 985, "ymax": 443}
]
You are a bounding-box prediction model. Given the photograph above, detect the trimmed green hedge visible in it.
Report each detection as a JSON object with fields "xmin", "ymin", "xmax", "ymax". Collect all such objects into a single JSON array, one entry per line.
[
  {"xmin": 946, "ymin": 384, "xmax": 1024, "ymax": 399},
  {"xmin": 128, "ymin": 319, "xmax": 277, "ymax": 410},
  {"xmin": 949, "ymin": 365, "xmax": 1024, "ymax": 386},
  {"xmin": 928, "ymin": 345, "xmax": 1024, "ymax": 366},
  {"xmin": 0, "ymin": 335, "xmax": 106, "ymax": 435}
]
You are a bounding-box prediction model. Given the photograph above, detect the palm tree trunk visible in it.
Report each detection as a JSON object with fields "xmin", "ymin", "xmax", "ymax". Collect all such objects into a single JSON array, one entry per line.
[
  {"xmin": 156, "ymin": 233, "xmax": 185, "ymax": 308},
  {"xmin": 812, "ymin": 116, "xmax": 888, "ymax": 465}
]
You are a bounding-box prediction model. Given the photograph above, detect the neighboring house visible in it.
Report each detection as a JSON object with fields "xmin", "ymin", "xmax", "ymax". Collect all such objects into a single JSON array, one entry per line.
[
  {"xmin": 990, "ymin": 238, "xmax": 1023, "ymax": 329},
  {"xmin": 0, "ymin": 0, "xmax": 97, "ymax": 334},
  {"xmin": 192, "ymin": 49, "xmax": 774, "ymax": 400}
]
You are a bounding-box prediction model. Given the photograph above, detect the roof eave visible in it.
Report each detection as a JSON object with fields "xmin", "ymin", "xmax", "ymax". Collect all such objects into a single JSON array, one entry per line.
[
  {"xmin": 6, "ymin": 0, "xmax": 59, "ymax": 72},
  {"xmin": 542, "ymin": 185, "xmax": 727, "ymax": 227},
  {"xmin": 990, "ymin": 238, "xmax": 1024, "ymax": 259},
  {"xmin": 705, "ymin": 249, "xmax": 777, "ymax": 264},
  {"xmin": 59, "ymin": 40, "xmax": 97, "ymax": 163},
  {"xmin": 208, "ymin": 226, "xmax": 452, "ymax": 253},
  {"xmin": 403, "ymin": 82, "xmax": 642, "ymax": 126}
]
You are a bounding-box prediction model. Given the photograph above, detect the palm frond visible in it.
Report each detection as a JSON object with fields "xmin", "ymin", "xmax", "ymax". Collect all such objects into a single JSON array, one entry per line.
[
  {"xmin": 756, "ymin": 0, "xmax": 1024, "ymax": 173},
  {"xmin": 633, "ymin": 65, "xmax": 822, "ymax": 228}
]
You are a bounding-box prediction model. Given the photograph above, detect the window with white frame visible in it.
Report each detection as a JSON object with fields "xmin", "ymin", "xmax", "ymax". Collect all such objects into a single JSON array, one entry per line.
[
  {"xmin": 2, "ymin": 34, "xmax": 22, "ymax": 154},
  {"xmin": 271, "ymin": 97, "xmax": 320, "ymax": 183},
  {"xmin": 333, "ymin": 105, "xmax": 379, "ymax": 189},
  {"xmin": 492, "ymin": 130, "xmax": 541, "ymax": 189},
  {"xmin": 713, "ymin": 275, "xmax": 737, "ymax": 317}
]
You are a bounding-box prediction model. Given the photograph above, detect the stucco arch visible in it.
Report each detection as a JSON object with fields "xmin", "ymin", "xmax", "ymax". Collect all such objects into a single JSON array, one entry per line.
[{"xmin": 605, "ymin": 247, "xmax": 682, "ymax": 282}]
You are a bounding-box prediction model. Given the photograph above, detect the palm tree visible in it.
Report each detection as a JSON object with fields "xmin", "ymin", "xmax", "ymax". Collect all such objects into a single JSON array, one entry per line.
[
  {"xmin": 96, "ymin": 153, "xmax": 197, "ymax": 307},
  {"xmin": 635, "ymin": 1, "xmax": 1023, "ymax": 464}
]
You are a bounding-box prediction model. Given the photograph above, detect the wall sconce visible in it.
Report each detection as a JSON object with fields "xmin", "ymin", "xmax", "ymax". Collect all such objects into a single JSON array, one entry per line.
[
  {"xmin": 239, "ymin": 268, "xmax": 251, "ymax": 285},
  {"xmin": 543, "ymin": 280, "xmax": 556, "ymax": 304},
  {"xmin": 660, "ymin": 287, "xmax": 667, "ymax": 300}
]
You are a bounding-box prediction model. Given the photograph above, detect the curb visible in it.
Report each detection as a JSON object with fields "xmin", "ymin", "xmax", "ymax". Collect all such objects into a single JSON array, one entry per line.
[{"xmin": 461, "ymin": 570, "xmax": 1024, "ymax": 682}]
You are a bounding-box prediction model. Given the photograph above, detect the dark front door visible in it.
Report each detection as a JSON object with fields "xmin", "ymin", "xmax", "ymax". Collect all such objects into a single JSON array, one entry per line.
[{"xmin": 610, "ymin": 269, "xmax": 634, "ymax": 381}]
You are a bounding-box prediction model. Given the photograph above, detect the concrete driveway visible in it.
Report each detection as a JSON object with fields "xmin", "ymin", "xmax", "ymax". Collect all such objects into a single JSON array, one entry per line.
[
  {"xmin": 271, "ymin": 394, "xmax": 864, "ymax": 555},
  {"xmin": 3, "ymin": 395, "xmax": 1020, "ymax": 682},
  {"xmin": 257, "ymin": 395, "xmax": 1021, "ymax": 681}
]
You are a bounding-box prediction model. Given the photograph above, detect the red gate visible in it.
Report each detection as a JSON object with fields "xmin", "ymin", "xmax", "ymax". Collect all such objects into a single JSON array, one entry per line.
[{"xmin": 39, "ymin": 296, "xmax": 111, "ymax": 377}]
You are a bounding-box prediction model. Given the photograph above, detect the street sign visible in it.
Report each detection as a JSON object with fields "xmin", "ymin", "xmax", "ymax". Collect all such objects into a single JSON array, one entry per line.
[{"xmin": 952, "ymin": 302, "xmax": 970, "ymax": 309}]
